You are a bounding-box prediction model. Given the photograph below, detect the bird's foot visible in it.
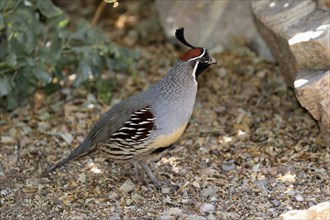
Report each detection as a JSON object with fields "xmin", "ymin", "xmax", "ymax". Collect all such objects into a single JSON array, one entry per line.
[{"xmin": 139, "ymin": 161, "xmax": 178, "ymax": 190}]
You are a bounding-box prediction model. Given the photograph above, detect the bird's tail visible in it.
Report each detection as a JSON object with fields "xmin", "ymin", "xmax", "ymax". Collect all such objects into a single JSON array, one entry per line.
[{"xmin": 48, "ymin": 138, "xmax": 92, "ymax": 172}]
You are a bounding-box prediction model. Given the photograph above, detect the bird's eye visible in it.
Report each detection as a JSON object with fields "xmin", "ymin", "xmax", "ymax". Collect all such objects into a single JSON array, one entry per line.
[{"xmin": 200, "ymin": 57, "xmax": 207, "ymax": 63}]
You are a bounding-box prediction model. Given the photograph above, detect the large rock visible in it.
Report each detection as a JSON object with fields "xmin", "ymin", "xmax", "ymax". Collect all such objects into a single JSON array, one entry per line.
[
  {"xmin": 295, "ymin": 71, "xmax": 330, "ymax": 145},
  {"xmin": 155, "ymin": 0, "xmax": 273, "ymax": 60},
  {"xmin": 252, "ymin": 0, "xmax": 330, "ymax": 146},
  {"xmin": 278, "ymin": 201, "xmax": 330, "ymax": 220}
]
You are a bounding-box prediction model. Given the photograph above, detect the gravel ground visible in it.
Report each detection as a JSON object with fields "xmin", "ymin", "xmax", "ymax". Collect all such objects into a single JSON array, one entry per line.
[{"xmin": 1, "ymin": 1, "xmax": 329, "ymax": 219}]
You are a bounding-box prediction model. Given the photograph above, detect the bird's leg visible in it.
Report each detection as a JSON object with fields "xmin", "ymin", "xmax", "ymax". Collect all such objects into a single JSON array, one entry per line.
[
  {"xmin": 139, "ymin": 161, "xmax": 178, "ymax": 190},
  {"xmin": 133, "ymin": 161, "xmax": 145, "ymax": 184},
  {"xmin": 140, "ymin": 162, "xmax": 161, "ymax": 188}
]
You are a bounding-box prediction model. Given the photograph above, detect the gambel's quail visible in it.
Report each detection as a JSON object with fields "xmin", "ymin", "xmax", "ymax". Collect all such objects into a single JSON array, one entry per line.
[{"xmin": 49, "ymin": 28, "xmax": 217, "ymax": 187}]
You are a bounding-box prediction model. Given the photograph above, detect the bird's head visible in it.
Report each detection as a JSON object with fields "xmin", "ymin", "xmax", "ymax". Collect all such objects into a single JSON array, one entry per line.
[{"xmin": 176, "ymin": 28, "xmax": 217, "ymax": 78}]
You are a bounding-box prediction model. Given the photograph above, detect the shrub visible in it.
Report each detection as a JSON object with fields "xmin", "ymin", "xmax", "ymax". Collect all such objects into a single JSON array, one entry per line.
[{"xmin": 0, "ymin": 0, "xmax": 139, "ymax": 110}]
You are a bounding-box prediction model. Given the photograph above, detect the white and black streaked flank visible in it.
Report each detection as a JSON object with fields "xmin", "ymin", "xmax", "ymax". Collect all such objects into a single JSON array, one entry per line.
[
  {"xmin": 49, "ymin": 27, "xmax": 216, "ymax": 188},
  {"xmin": 100, "ymin": 107, "xmax": 156, "ymax": 160}
]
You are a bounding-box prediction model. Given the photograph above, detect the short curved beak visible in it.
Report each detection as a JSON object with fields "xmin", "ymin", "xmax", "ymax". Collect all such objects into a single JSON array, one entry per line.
[{"xmin": 208, "ymin": 56, "xmax": 217, "ymax": 64}]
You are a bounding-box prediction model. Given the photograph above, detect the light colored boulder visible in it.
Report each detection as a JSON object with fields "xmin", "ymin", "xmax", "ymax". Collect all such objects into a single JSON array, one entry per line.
[
  {"xmin": 279, "ymin": 201, "xmax": 330, "ymax": 220},
  {"xmin": 295, "ymin": 71, "xmax": 330, "ymax": 145},
  {"xmin": 252, "ymin": 0, "xmax": 330, "ymax": 146}
]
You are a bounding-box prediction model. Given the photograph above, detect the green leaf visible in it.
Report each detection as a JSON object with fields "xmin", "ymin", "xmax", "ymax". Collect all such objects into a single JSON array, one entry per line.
[
  {"xmin": 0, "ymin": 0, "xmax": 20, "ymax": 12},
  {"xmin": 0, "ymin": 76, "xmax": 11, "ymax": 97},
  {"xmin": 36, "ymin": 0, "xmax": 61, "ymax": 18},
  {"xmin": 6, "ymin": 53, "xmax": 17, "ymax": 67},
  {"xmin": 69, "ymin": 27, "xmax": 88, "ymax": 43},
  {"xmin": 6, "ymin": 92, "xmax": 18, "ymax": 110},
  {"xmin": 25, "ymin": 57, "xmax": 35, "ymax": 66},
  {"xmin": 7, "ymin": 8, "xmax": 36, "ymax": 55},
  {"xmin": 74, "ymin": 58, "xmax": 91, "ymax": 87},
  {"xmin": 18, "ymin": 67, "xmax": 37, "ymax": 95},
  {"xmin": 9, "ymin": 38, "xmax": 26, "ymax": 56},
  {"xmin": 95, "ymin": 77, "xmax": 113, "ymax": 103},
  {"xmin": 0, "ymin": 14, "xmax": 5, "ymax": 30},
  {"xmin": 44, "ymin": 82, "xmax": 60, "ymax": 94},
  {"xmin": 105, "ymin": 57, "xmax": 115, "ymax": 72},
  {"xmin": 58, "ymin": 18, "xmax": 69, "ymax": 28},
  {"xmin": 34, "ymin": 67, "xmax": 50, "ymax": 85}
]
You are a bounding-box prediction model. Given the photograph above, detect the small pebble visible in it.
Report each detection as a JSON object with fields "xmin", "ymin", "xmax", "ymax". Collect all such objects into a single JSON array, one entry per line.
[
  {"xmin": 295, "ymin": 195, "xmax": 304, "ymax": 202},
  {"xmin": 141, "ymin": 186, "xmax": 148, "ymax": 192},
  {"xmin": 182, "ymin": 189, "xmax": 189, "ymax": 199},
  {"xmin": 268, "ymin": 167, "xmax": 278, "ymax": 176},
  {"xmin": 85, "ymin": 198, "xmax": 94, "ymax": 204},
  {"xmin": 125, "ymin": 198, "xmax": 133, "ymax": 206},
  {"xmin": 109, "ymin": 213, "xmax": 121, "ymax": 220},
  {"xmin": 297, "ymin": 171, "xmax": 306, "ymax": 178},
  {"xmin": 214, "ymin": 106, "xmax": 226, "ymax": 113},
  {"xmin": 159, "ymin": 216, "xmax": 173, "ymax": 220},
  {"xmin": 59, "ymin": 132, "xmax": 73, "ymax": 145},
  {"xmin": 255, "ymin": 179, "xmax": 268, "ymax": 187},
  {"xmin": 38, "ymin": 112, "xmax": 51, "ymax": 121},
  {"xmin": 321, "ymin": 186, "xmax": 330, "ymax": 196},
  {"xmin": 0, "ymin": 189, "xmax": 10, "ymax": 197},
  {"xmin": 255, "ymin": 179, "xmax": 268, "ymax": 191},
  {"xmin": 228, "ymin": 186, "xmax": 236, "ymax": 194},
  {"xmin": 200, "ymin": 203, "xmax": 215, "ymax": 214},
  {"xmin": 308, "ymin": 201, "xmax": 317, "ymax": 207},
  {"xmin": 207, "ymin": 214, "xmax": 217, "ymax": 220},
  {"xmin": 163, "ymin": 207, "xmax": 182, "ymax": 216},
  {"xmin": 189, "ymin": 215, "xmax": 207, "ymax": 220},
  {"xmin": 53, "ymin": 198, "xmax": 62, "ymax": 205},
  {"xmin": 193, "ymin": 181, "xmax": 201, "ymax": 188},
  {"xmin": 126, "ymin": 205, "xmax": 137, "ymax": 211},
  {"xmin": 257, "ymin": 70, "xmax": 267, "ymax": 78},
  {"xmin": 161, "ymin": 186, "xmax": 170, "ymax": 194},
  {"xmin": 222, "ymin": 160, "xmax": 236, "ymax": 171},
  {"xmin": 210, "ymin": 196, "xmax": 218, "ymax": 202},
  {"xmin": 217, "ymin": 67, "xmax": 227, "ymax": 77},
  {"xmin": 119, "ymin": 179, "xmax": 135, "ymax": 193},
  {"xmin": 0, "ymin": 136, "xmax": 16, "ymax": 144},
  {"xmin": 77, "ymin": 173, "xmax": 86, "ymax": 183},
  {"xmin": 109, "ymin": 191, "xmax": 118, "ymax": 199},
  {"xmin": 287, "ymin": 190, "xmax": 295, "ymax": 196},
  {"xmin": 200, "ymin": 186, "xmax": 219, "ymax": 198},
  {"xmin": 252, "ymin": 163, "xmax": 260, "ymax": 172},
  {"xmin": 131, "ymin": 192, "xmax": 144, "ymax": 202},
  {"xmin": 272, "ymin": 199, "xmax": 281, "ymax": 207}
]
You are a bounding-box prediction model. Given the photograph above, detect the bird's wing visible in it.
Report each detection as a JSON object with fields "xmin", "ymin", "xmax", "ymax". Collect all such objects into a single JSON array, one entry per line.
[
  {"xmin": 48, "ymin": 92, "xmax": 152, "ymax": 171},
  {"xmin": 88, "ymin": 94, "xmax": 153, "ymax": 145}
]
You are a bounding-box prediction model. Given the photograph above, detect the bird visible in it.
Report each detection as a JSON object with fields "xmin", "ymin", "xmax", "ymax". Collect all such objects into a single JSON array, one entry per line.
[{"xmin": 49, "ymin": 27, "xmax": 217, "ymax": 188}]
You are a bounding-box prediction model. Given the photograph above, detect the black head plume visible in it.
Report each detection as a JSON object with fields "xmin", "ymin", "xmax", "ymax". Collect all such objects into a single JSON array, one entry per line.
[{"xmin": 175, "ymin": 27, "xmax": 196, "ymax": 49}]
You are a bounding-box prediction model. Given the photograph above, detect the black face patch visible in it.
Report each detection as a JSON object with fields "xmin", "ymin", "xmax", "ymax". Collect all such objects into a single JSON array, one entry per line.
[
  {"xmin": 189, "ymin": 50, "xmax": 212, "ymax": 78},
  {"xmin": 195, "ymin": 62, "xmax": 211, "ymax": 78}
]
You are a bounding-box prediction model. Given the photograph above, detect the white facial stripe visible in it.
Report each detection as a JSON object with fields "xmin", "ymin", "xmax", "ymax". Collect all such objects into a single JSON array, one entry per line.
[
  {"xmin": 192, "ymin": 60, "xmax": 199, "ymax": 83},
  {"xmin": 188, "ymin": 49, "xmax": 206, "ymax": 62}
]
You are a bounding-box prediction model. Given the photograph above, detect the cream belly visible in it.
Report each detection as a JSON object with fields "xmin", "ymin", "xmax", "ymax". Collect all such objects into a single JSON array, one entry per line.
[{"xmin": 149, "ymin": 124, "xmax": 188, "ymax": 148}]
